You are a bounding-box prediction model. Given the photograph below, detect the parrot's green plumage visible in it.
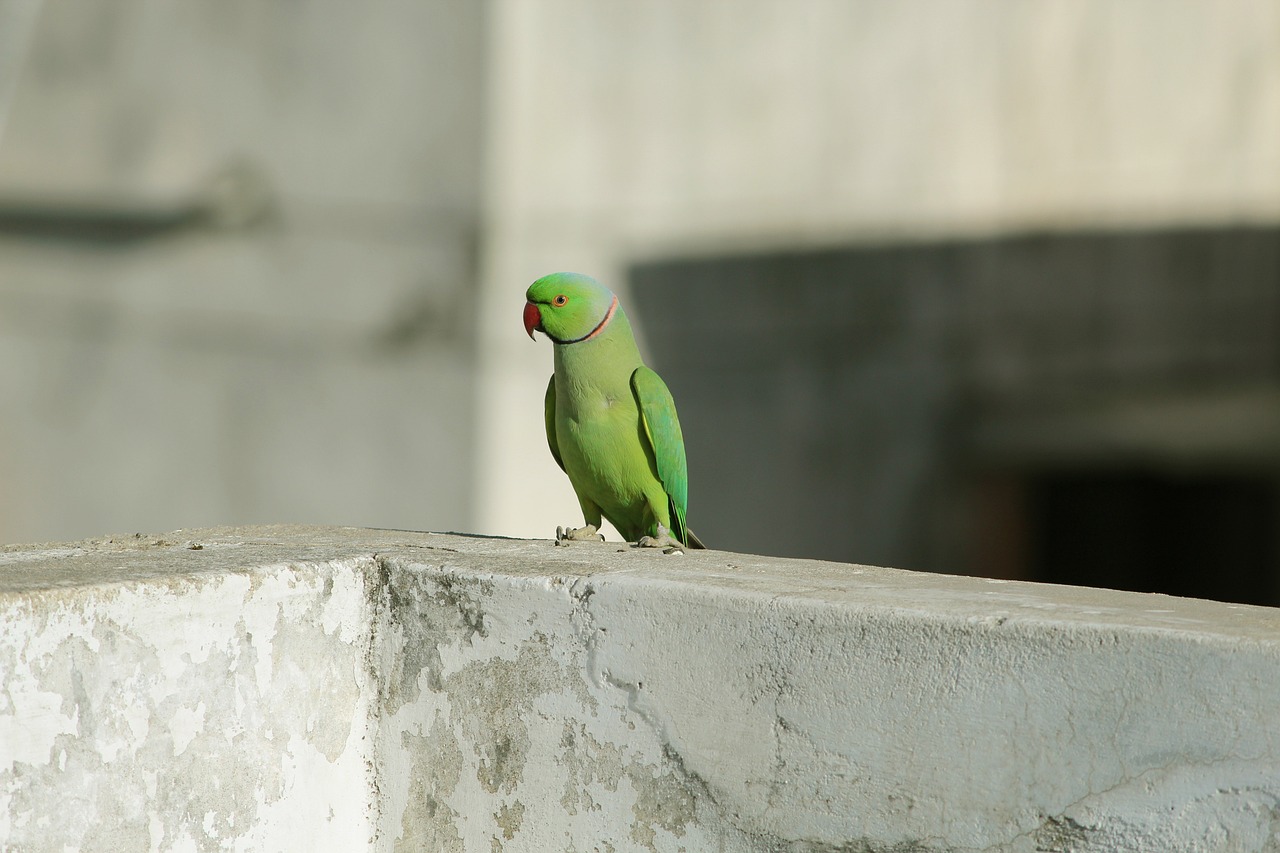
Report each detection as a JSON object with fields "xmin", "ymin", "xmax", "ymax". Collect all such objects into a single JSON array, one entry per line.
[{"xmin": 523, "ymin": 272, "xmax": 705, "ymax": 549}]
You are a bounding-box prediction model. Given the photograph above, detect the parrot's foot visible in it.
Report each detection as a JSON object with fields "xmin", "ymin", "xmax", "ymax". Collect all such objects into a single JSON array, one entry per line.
[
  {"xmin": 555, "ymin": 524, "xmax": 604, "ymax": 546},
  {"xmin": 635, "ymin": 526, "xmax": 685, "ymax": 554}
]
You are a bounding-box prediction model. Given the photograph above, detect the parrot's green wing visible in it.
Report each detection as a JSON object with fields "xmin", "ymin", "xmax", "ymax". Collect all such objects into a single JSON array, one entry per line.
[
  {"xmin": 544, "ymin": 374, "xmax": 565, "ymax": 472},
  {"xmin": 630, "ymin": 366, "xmax": 691, "ymax": 546}
]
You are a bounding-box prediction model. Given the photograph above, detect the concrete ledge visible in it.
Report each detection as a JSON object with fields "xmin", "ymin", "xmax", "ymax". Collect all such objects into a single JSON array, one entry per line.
[{"xmin": 2, "ymin": 526, "xmax": 1278, "ymax": 851}]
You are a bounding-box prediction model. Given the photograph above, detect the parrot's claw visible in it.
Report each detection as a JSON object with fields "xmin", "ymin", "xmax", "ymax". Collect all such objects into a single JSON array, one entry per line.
[
  {"xmin": 555, "ymin": 524, "xmax": 604, "ymax": 545},
  {"xmin": 635, "ymin": 527, "xmax": 685, "ymax": 554}
]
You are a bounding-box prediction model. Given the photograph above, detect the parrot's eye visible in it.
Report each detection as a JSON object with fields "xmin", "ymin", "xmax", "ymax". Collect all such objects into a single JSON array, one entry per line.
[{"xmin": 552, "ymin": 294, "xmax": 568, "ymax": 307}]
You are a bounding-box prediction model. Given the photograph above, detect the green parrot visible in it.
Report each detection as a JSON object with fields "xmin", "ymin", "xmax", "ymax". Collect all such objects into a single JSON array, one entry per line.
[{"xmin": 523, "ymin": 272, "xmax": 705, "ymax": 550}]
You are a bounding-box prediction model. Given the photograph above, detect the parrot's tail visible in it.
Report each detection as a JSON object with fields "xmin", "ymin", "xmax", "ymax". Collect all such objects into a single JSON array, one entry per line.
[{"xmin": 684, "ymin": 529, "xmax": 707, "ymax": 549}]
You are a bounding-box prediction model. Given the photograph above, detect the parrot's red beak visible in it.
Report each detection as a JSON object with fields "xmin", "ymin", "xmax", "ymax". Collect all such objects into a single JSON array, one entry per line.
[{"xmin": 523, "ymin": 301, "xmax": 542, "ymax": 339}]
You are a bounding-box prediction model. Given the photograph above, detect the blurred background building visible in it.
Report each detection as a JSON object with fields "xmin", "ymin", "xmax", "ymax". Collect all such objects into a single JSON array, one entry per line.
[{"xmin": 1, "ymin": 1, "xmax": 1278, "ymax": 605}]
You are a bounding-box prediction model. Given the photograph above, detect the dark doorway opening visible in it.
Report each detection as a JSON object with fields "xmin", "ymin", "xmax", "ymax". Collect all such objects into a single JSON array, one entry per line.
[
  {"xmin": 630, "ymin": 224, "xmax": 1280, "ymax": 607},
  {"xmin": 1026, "ymin": 470, "xmax": 1280, "ymax": 606}
]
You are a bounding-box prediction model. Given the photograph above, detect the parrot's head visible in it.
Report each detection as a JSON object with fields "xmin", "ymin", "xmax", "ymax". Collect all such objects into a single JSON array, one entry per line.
[{"xmin": 523, "ymin": 272, "xmax": 619, "ymax": 345}]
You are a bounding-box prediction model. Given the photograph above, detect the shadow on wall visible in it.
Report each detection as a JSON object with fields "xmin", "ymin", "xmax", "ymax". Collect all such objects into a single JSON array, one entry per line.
[{"xmin": 630, "ymin": 225, "xmax": 1280, "ymax": 607}]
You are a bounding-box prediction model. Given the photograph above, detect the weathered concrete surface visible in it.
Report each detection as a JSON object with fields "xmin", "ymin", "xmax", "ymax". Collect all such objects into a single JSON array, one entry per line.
[{"xmin": 3, "ymin": 525, "xmax": 1280, "ymax": 851}]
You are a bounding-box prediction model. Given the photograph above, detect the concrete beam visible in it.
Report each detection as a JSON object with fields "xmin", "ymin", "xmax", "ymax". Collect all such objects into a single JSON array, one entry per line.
[{"xmin": 2, "ymin": 526, "xmax": 1278, "ymax": 851}]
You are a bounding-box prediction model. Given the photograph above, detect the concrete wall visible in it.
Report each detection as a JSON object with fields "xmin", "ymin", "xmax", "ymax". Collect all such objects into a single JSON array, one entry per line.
[
  {"xmin": 0, "ymin": 0, "xmax": 485, "ymax": 543},
  {"xmin": 476, "ymin": 0, "xmax": 1280, "ymax": 543},
  {"xmin": 3, "ymin": 2, "xmax": 1280, "ymax": 550},
  {"xmin": 4, "ymin": 525, "xmax": 1279, "ymax": 851}
]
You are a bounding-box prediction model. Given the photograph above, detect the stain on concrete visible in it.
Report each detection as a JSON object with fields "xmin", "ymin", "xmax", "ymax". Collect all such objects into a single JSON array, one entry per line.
[
  {"xmin": 627, "ymin": 761, "xmax": 696, "ymax": 851},
  {"xmin": 374, "ymin": 562, "xmax": 496, "ymax": 711},
  {"xmin": 269, "ymin": 602, "xmax": 360, "ymax": 763},
  {"xmin": 493, "ymin": 798, "xmax": 525, "ymax": 840},
  {"xmin": 1033, "ymin": 814, "xmax": 1095, "ymax": 852},
  {"xmin": 780, "ymin": 842, "xmax": 936, "ymax": 853},
  {"xmin": 445, "ymin": 636, "xmax": 572, "ymax": 795},
  {"xmin": 397, "ymin": 712, "xmax": 465, "ymax": 853},
  {"xmin": 431, "ymin": 573, "xmax": 492, "ymax": 644},
  {"xmin": 562, "ymin": 842, "xmax": 619, "ymax": 853},
  {"xmin": 559, "ymin": 722, "xmax": 626, "ymax": 816}
]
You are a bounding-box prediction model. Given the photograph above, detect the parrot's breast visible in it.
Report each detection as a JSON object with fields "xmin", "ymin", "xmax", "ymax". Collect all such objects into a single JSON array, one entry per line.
[{"xmin": 555, "ymin": 379, "xmax": 664, "ymax": 539}]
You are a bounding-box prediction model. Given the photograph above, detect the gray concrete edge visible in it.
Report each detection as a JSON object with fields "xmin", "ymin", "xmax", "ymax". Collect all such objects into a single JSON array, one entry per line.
[{"xmin": 2, "ymin": 525, "xmax": 1279, "ymax": 852}]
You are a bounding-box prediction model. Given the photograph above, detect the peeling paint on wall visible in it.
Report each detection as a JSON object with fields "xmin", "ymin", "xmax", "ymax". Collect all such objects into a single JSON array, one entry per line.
[
  {"xmin": 370, "ymin": 560, "xmax": 725, "ymax": 852},
  {"xmin": 0, "ymin": 548, "xmax": 380, "ymax": 852}
]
